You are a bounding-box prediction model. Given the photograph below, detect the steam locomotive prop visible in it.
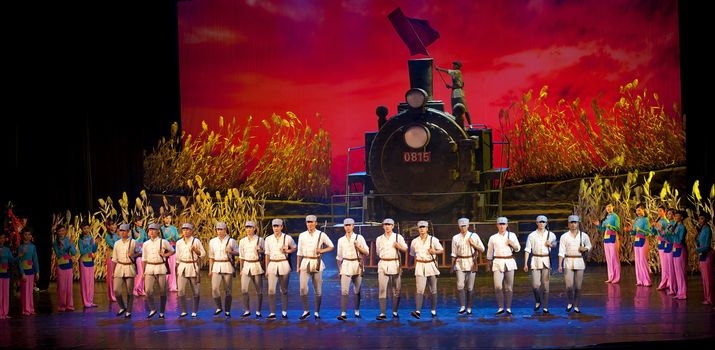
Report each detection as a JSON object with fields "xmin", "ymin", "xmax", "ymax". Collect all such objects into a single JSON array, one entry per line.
[{"xmin": 359, "ymin": 58, "xmax": 502, "ymax": 223}]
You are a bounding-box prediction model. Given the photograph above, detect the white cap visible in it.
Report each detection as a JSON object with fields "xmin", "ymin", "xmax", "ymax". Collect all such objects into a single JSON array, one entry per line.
[
  {"xmin": 382, "ymin": 218, "xmax": 395, "ymax": 225},
  {"xmin": 343, "ymin": 218, "xmax": 355, "ymax": 225},
  {"xmin": 417, "ymin": 220, "xmax": 428, "ymax": 227},
  {"xmin": 181, "ymin": 223, "xmax": 193, "ymax": 230},
  {"xmin": 457, "ymin": 218, "xmax": 470, "ymax": 226},
  {"xmin": 245, "ymin": 220, "xmax": 256, "ymax": 227},
  {"xmin": 215, "ymin": 221, "xmax": 228, "ymax": 230},
  {"xmin": 119, "ymin": 223, "xmax": 130, "ymax": 231},
  {"xmin": 536, "ymin": 215, "xmax": 548, "ymax": 223},
  {"xmin": 496, "ymin": 217, "xmax": 508, "ymax": 224},
  {"xmin": 568, "ymin": 215, "xmax": 580, "ymax": 223},
  {"xmin": 148, "ymin": 223, "xmax": 161, "ymax": 230},
  {"xmin": 306, "ymin": 215, "xmax": 317, "ymax": 222},
  {"xmin": 271, "ymin": 218, "xmax": 283, "ymax": 226}
]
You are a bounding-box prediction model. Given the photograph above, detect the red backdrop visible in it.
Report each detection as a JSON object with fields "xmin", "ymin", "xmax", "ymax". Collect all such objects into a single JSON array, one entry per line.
[{"xmin": 178, "ymin": 0, "xmax": 681, "ymax": 193}]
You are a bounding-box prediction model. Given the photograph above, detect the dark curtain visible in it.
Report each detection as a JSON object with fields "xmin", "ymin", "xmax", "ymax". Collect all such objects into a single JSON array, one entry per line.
[
  {"xmin": 680, "ymin": 1, "xmax": 715, "ymax": 192},
  {"xmin": 2, "ymin": 0, "xmax": 180, "ymax": 288}
]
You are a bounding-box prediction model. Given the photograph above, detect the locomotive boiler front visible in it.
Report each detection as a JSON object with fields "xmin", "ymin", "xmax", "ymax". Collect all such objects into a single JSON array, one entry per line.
[{"xmin": 367, "ymin": 58, "xmax": 481, "ymax": 215}]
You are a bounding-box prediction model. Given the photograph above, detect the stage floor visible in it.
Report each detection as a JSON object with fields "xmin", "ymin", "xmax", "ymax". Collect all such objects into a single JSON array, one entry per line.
[{"xmin": 1, "ymin": 265, "xmax": 713, "ymax": 349}]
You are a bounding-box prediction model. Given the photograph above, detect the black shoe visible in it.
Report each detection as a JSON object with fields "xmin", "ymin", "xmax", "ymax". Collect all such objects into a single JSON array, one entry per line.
[
  {"xmin": 354, "ymin": 312, "xmax": 361, "ymax": 318},
  {"xmin": 458, "ymin": 308, "xmax": 466, "ymax": 315},
  {"xmin": 495, "ymin": 309, "xmax": 505, "ymax": 315},
  {"xmin": 542, "ymin": 309, "xmax": 550, "ymax": 315},
  {"xmin": 191, "ymin": 313, "xmax": 198, "ymax": 318},
  {"xmin": 241, "ymin": 311, "xmax": 251, "ymax": 318},
  {"xmin": 467, "ymin": 310, "xmax": 472, "ymax": 315},
  {"xmin": 179, "ymin": 312, "xmax": 188, "ymax": 318},
  {"xmin": 574, "ymin": 307, "xmax": 581, "ymax": 313},
  {"xmin": 392, "ymin": 312, "xmax": 399, "ymax": 318},
  {"xmin": 159, "ymin": 313, "xmax": 165, "ymax": 319},
  {"xmin": 225, "ymin": 312, "xmax": 231, "ymax": 319},
  {"xmin": 431, "ymin": 311, "xmax": 437, "ymax": 318},
  {"xmin": 124, "ymin": 312, "xmax": 132, "ymax": 318},
  {"xmin": 255, "ymin": 313, "xmax": 262, "ymax": 319},
  {"xmin": 410, "ymin": 311, "xmax": 421, "ymax": 319},
  {"xmin": 376, "ymin": 314, "xmax": 386, "ymax": 320},
  {"xmin": 214, "ymin": 308, "xmax": 223, "ymax": 316},
  {"xmin": 505, "ymin": 309, "xmax": 512, "ymax": 316},
  {"xmin": 299, "ymin": 311, "xmax": 310, "ymax": 320},
  {"xmin": 566, "ymin": 304, "xmax": 573, "ymax": 312},
  {"xmin": 534, "ymin": 303, "xmax": 541, "ymax": 311},
  {"xmin": 314, "ymin": 313, "xmax": 320, "ymax": 320},
  {"xmin": 267, "ymin": 314, "xmax": 276, "ymax": 320},
  {"xmin": 337, "ymin": 315, "xmax": 347, "ymax": 321},
  {"xmin": 281, "ymin": 313, "xmax": 288, "ymax": 319},
  {"xmin": 147, "ymin": 310, "xmax": 157, "ymax": 319},
  {"xmin": 116, "ymin": 309, "xmax": 126, "ymax": 317}
]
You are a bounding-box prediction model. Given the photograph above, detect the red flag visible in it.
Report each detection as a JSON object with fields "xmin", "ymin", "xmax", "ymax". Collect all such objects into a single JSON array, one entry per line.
[{"xmin": 388, "ymin": 7, "xmax": 440, "ymax": 56}]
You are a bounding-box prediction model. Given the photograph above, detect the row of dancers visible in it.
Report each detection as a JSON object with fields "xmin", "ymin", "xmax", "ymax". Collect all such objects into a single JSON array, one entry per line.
[
  {"xmin": 593, "ymin": 204, "xmax": 712, "ymax": 304},
  {"xmin": 0, "ymin": 211, "xmax": 711, "ymax": 320}
]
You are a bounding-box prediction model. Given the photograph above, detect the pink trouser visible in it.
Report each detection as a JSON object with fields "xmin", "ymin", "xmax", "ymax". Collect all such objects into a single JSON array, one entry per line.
[
  {"xmin": 167, "ymin": 254, "xmax": 177, "ymax": 291},
  {"xmin": 634, "ymin": 243, "xmax": 651, "ymax": 286},
  {"xmin": 604, "ymin": 242, "xmax": 620, "ymax": 283},
  {"xmin": 0, "ymin": 278, "xmax": 8, "ymax": 318},
  {"xmin": 20, "ymin": 274, "xmax": 35, "ymax": 314},
  {"xmin": 134, "ymin": 257, "xmax": 145, "ymax": 295},
  {"xmin": 667, "ymin": 252, "xmax": 677, "ymax": 295},
  {"xmin": 700, "ymin": 251, "xmax": 713, "ymax": 304},
  {"xmin": 107, "ymin": 255, "xmax": 116, "ymax": 302},
  {"xmin": 673, "ymin": 255, "xmax": 687, "ymax": 299},
  {"xmin": 657, "ymin": 250, "xmax": 671, "ymax": 290},
  {"xmin": 56, "ymin": 268, "xmax": 74, "ymax": 311},
  {"xmin": 80, "ymin": 264, "xmax": 95, "ymax": 306}
]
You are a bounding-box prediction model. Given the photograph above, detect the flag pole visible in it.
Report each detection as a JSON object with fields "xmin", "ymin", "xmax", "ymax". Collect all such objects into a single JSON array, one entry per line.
[{"xmin": 404, "ymin": 19, "xmax": 449, "ymax": 87}]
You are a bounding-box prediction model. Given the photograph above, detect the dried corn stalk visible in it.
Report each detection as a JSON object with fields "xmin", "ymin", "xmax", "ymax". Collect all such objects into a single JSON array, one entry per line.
[{"xmin": 502, "ymin": 80, "xmax": 685, "ymax": 184}]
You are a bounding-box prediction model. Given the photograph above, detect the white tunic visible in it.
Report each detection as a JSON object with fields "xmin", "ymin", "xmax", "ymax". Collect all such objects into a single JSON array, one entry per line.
[
  {"xmin": 297, "ymin": 230, "xmax": 334, "ymax": 272},
  {"xmin": 239, "ymin": 235, "xmax": 264, "ymax": 276},
  {"xmin": 451, "ymin": 231, "xmax": 485, "ymax": 272},
  {"xmin": 142, "ymin": 237, "xmax": 174, "ymax": 275},
  {"xmin": 264, "ymin": 233, "xmax": 296, "ymax": 276},
  {"xmin": 112, "ymin": 238, "xmax": 138, "ymax": 277},
  {"xmin": 410, "ymin": 235, "xmax": 443, "ymax": 277},
  {"xmin": 558, "ymin": 231, "xmax": 592, "ymax": 270},
  {"xmin": 486, "ymin": 231, "xmax": 520, "ymax": 272},
  {"xmin": 208, "ymin": 236, "xmax": 238, "ymax": 274},
  {"xmin": 336, "ymin": 233, "xmax": 369, "ymax": 276},
  {"xmin": 175, "ymin": 237, "xmax": 205, "ymax": 278},
  {"xmin": 376, "ymin": 232, "xmax": 407, "ymax": 275},
  {"xmin": 524, "ymin": 229, "xmax": 557, "ymax": 269}
]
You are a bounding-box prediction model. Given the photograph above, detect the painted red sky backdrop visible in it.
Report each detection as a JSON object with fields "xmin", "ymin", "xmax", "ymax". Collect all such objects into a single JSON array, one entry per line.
[{"xmin": 178, "ymin": 0, "xmax": 681, "ymax": 193}]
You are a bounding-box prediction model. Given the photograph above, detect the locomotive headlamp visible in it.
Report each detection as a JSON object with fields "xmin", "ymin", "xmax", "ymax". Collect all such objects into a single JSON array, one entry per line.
[
  {"xmin": 405, "ymin": 88, "xmax": 428, "ymax": 109},
  {"xmin": 404, "ymin": 125, "xmax": 430, "ymax": 149}
]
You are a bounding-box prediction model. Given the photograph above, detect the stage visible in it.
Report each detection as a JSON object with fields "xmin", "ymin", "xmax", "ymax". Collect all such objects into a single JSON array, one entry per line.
[{"xmin": 2, "ymin": 265, "xmax": 713, "ymax": 349}]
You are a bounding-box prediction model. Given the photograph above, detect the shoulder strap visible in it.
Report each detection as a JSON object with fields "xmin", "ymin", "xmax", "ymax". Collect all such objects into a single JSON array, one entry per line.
[
  {"xmin": 315, "ymin": 231, "xmax": 323, "ymax": 270},
  {"xmin": 352, "ymin": 234, "xmax": 361, "ymax": 258},
  {"xmin": 160, "ymin": 238, "xmax": 165, "ymax": 262},
  {"xmin": 223, "ymin": 236, "xmax": 232, "ymax": 256},
  {"xmin": 315, "ymin": 231, "xmax": 322, "ymax": 253},
  {"xmin": 191, "ymin": 237, "xmax": 200, "ymax": 274},
  {"xmin": 467, "ymin": 232, "xmax": 475, "ymax": 256},
  {"xmin": 281, "ymin": 234, "xmax": 289, "ymax": 259},
  {"xmin": 394, "ymin": 233, "xmax": 400, "ymax": 255},
  {"xmin": 430, "ymin": 235, "xmax": 439, "ymax": 269}
]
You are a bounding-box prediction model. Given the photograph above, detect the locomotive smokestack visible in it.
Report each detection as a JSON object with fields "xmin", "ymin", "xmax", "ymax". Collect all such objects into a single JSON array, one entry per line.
[{"xmin": 408, "ymin": 58, "xmax": 434, "ymax": 100}]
